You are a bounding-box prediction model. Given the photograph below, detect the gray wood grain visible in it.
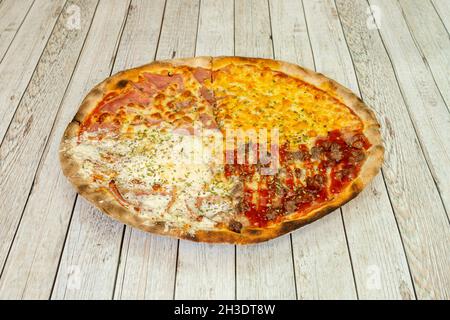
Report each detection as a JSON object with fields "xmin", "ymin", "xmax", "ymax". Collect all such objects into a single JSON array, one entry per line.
[
  {"xmin": 431, "ymin": 0, "xmax": 450, "ymax": 34},
  {"xmin": 368, "ymin": 0, "xmax": 450, "ymax": 216},
  {"xmin": 0, "ymin": 0, "xmax": 132, "ymax": 300},
  {"xmin": 0, "ymin": 0, "xmax": 98, "ymax": 299},
  {"xmin": 155, "ymin": 0, "xmax": 200, "ymax": 60},
  {"xmin": 336, "ymin": 0, "xmax": 450, "ymax": 299},
  {"xmin": 114, "ymin": 228, "xmax": 177, "ymax": 299},
  {"xmin": 0, "ymin": 0, "xmax": 34, "ymax": 62},
  {"xmin": 51, "ymin": 0, "xmax": 133, "ymax": 300},
  {"xmin": 0, "ymin": 0, "xmax": 65, "ymax": 142},
  {"xmin": 52, "ymin": 198, "xmax": 124, "ymax": 299},
  {"xmin": 398, "ymin": 0, "xmax": 450, "ymax": 111}
]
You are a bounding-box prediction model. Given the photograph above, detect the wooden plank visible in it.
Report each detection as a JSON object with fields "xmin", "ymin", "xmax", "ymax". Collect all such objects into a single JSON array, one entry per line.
[
  {"xmin": 336, "ymin": 0, "xmax": 450, "ymax": 299},
  {"xmin": 292, "ymin": 213, "xmax": 356, "ymax": 299},
  {"xmin": 303, "ymin": 0, "xmax": 414, "ymax": 299},
  {"xmin": 111, "ymin": 0, "xmax": 180, "ymax": 300},
  {"xmin": 0, "ymin": 0, "xmax": 34, "ymax": 62},
  {"xmin": 115, "ymin": 0, "xmax": 201, "ymax": 300},
  {"xmin": 269, "ymin": 0, "xmax": 315, "ymax": 67},
  {"xmin": 114, "ymin": 228, "xmax": 177, "ymax": 299},
  {"xmin": 343, "ymin": 177, "xmax": 415, "ymax": 299},
  {"xmin": 112, "ymin": 0, "xmax": 166, "ymax": 70},
  {"xmin": 234, "ymin": 0, "xmax": 296, "ymax": 300},
  {"xmin": 237, "ymin": 235, "xmax": 295, "ymax": 299},
  {"xmin": 0, "ymin": 0, "xmax": 130, "ymax": 300},
  {"xmin": 196, "ymin": 0, "xmax": 234, "ymax": 56},
  {"xmin": 432, "ymin": 0, "xmax": 450, "ymax": 34},
  {"xmin": 52, "ymin": 198, "xmax": 124, "ymax": 299},
  {"xmin": 0, "ymin": 0, "xmax": 65, "ymax": 142},
  {"xmin": 368, "ymin": 0, "xmax": 450, "ymax": 216},
  {"xmin": 235, "ymin": 0, "xmax": 273, "ymax": 59},
  {"xmin": 0, "ymin": 0, "xmax": 99, "ymax": 299},
  {"xmin": 269, "ymin": 0, "xmax": 357, "ymax": 300},
  {"xmin": 175, "ymin": 243, "xmax": 235, "ymax": 299},
  {"xmin": 155, "ymin": 0, "xmax": 200, "ymax": 59},
  {"xmin": 398, "ymin": 0, "xmax": 450, "ymax": 111},
  {"xmin": 174, "ymin": 0, "xmax": 235, "ymax": 300},
  {"xmin": 51, "ymin": 0, "xmax": 132, "ymax": 300}
]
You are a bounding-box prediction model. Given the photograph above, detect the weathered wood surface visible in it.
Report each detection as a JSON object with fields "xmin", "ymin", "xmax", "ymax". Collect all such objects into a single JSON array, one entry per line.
[
  {"xmin": 0, "ymin": 0, "xmax": 98, "ymax": 299},
  {"xmin": 0, "ymin": 0, "xmax": 448, "ymax": 300},
  {"xmin": 336, "ymin": 0, "xmax": 450, "ymax": 299},
  {"xmin": 0, "ymin": 0, "xmax": 65, "ymax": 141},
  {"xmin": 0, "ymin": 0, "xmax": 34, "ymax": 62}
]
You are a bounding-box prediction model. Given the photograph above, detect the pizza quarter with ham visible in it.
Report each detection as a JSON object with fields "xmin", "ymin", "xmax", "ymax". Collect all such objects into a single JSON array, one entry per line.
[{"xmin": 60, "ymin": 56, "xmax": 383, "ymax": 244}]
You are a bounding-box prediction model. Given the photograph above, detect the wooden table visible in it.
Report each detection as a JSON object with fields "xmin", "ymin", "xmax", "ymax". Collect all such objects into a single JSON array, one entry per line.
[{"xmin": 0, "ymin": 0, "xmax": 449, "ymax": 300}]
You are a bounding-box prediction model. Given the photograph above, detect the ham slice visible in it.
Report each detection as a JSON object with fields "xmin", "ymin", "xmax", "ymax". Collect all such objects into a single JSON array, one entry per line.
[
  {"xmin": 132, "ymin": 80, "xmax": 156, "ymax": 96},
  {"xmin": 108, "ymin": 180, "xmax": 130, "ymax": 207},
  {"xmin": 193, "ymin": 68, "xmax": 211, "ymax": 84},
  {"xmin": 100, "ymin": 90, "xmax": 150, "ymax": 113},
  {"xmin": 200, "ymin": 87, "xmax": 215, "ymax": 104},
  {"xmin": 143, "ymin": 73, "xmax": 184, "ymax": 91},
  {"xmin": 199, "ymin": 113, "xmax": 218, "ymax": 129},
  {"xmin": 85, "ymin": 121, "xmax": 120, "ymax": 133}
]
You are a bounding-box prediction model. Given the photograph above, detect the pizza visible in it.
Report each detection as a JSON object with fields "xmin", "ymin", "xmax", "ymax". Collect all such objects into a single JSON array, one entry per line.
[{"xmin": 60, "ymin": 57, "xmax": 383, "ymax": 244}]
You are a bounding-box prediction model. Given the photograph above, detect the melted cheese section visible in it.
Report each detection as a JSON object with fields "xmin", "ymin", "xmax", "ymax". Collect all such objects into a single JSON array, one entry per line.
[
  {"xmin": 213, "ymin": 64, "xmax": 363, "ymax": 146},
  {"xmin": 66, "ymin": 128, "xmax": 235, "ymax": 232}
]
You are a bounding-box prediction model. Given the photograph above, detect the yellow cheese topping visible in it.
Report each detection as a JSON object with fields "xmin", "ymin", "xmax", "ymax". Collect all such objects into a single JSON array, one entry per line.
[{"xmin": 213, "ymin": 64, "xmax": 363, "ymax": 147}]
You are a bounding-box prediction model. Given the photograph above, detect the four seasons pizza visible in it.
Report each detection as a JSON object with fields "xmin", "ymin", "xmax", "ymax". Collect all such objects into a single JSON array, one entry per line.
[{"xmin": 60, "ymin": 57, "xmax": 384, "ymax": 244}]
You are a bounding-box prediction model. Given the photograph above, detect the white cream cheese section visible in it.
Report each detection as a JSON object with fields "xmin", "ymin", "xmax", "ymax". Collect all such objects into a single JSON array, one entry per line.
[{"xmin": 67, "ymin": 128, "xmax": 234, "ymax": 232}]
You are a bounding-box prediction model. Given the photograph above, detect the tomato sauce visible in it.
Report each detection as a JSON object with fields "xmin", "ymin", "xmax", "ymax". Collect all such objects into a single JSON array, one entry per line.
[
  {"xmin": 79, "ymin": 92, "xmax": 119, "ymax": 138},
  {"xmin": 316, "ymin": 130, "xmax": 371, "ymax": 194},
  {"xmin": 226, "ymin": 130, "xmax": 371, "ymax": 227}
]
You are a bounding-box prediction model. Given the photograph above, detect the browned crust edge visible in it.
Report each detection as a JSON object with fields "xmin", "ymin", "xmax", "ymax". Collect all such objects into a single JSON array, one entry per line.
[{"xmin": 59, "ymin": 56, "xmax": 384, "ymax": 245}]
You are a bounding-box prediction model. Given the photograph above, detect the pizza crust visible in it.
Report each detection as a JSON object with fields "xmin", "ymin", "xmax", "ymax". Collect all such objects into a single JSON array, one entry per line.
[{"xmin": 60, "ymin": 56, "xmax": 384, "ymax": 244}]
